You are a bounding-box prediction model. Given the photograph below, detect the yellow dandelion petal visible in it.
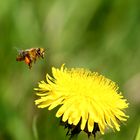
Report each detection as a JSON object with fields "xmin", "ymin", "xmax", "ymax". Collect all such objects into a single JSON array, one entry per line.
[
  {"xmin": 98, "ymin": 123, "xmax": 105, "ymax": 134},
  {"xmin": 72, "ymin": 112, "xmax": 81, "ymax": 125},
  {"xmin": 68, "ymin": 111, "xmax": 78, "ymax": 125},
  {"xmin": 48, "ymin": 97, "xmax": 64, "ymax": 110},
  {"xmin": 56, "ymin": 99, "xmax": 72, "ymax": 118},
  {"xmin": 35, "ymin": 64, "xmax": 129, "ymax": 137},
  {"xmin": 35, "ymin": 98, "xmax": 53, "ymax": 108},
  {"xmin": 88, "ymin": 113, "xmax": 94, "ymax": 132},
  {"xmin": 104, "ymin": 111, "xmax": 113, "ymax": 128},
  {"xmin": 62, "ymin": 103, "xmax": 76, "ymax": 122}
]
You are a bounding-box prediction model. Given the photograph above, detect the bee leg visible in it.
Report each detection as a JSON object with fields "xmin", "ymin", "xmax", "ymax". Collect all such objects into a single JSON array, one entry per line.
[
  {"xmin": 28, "ymin": 62, "xmax": 32, "ymax": 69},
  {"xmin": 34, "ymin": 58, "xmax": 36, "ymax": 63}
]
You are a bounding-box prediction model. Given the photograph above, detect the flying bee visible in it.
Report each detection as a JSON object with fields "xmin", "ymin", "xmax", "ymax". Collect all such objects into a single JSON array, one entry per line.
[{"xmin": 16, "ymin": 48, "xmax": 45, "ymax": 69}]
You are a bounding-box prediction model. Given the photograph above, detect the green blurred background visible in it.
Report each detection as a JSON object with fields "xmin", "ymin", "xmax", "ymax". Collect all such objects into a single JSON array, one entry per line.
[{"xmin": 0, "ymin": 0, "xmax": 140, "ymax": 140}]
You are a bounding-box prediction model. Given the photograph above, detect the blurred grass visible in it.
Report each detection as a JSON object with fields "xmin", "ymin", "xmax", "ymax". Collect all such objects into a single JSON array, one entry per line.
[
  {"xmin": 0, "ymin": 0, "xmax": 140, "ymax": 140},
  {"xmin": 135, "ymin": 125, "xmax": 140, "ymax": 140}
]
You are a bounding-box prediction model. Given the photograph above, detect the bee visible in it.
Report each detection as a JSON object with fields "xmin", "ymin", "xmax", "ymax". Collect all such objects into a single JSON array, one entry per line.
[{"xmin": 16, "ymin": 48, "xmax": 45, "ymax": 69}]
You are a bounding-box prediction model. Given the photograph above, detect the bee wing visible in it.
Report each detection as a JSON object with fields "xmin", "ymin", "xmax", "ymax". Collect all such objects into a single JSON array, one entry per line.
[
  {"xmin": 15, "ymin": 47, "xmax": 26, "ymax": 61},
  {"xmin": 13, "ymin": 47, "xmax": 24, "ymax": 54}
]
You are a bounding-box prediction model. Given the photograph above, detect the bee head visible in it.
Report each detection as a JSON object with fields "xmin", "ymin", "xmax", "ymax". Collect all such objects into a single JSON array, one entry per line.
[{"xmin": 37, "ymin": 48, "xmax": 45, "ymax": 58}]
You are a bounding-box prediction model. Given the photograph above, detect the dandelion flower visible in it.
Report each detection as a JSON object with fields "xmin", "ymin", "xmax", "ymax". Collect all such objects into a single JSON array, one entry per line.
[{"xmin": 35, "ymin": 64, "xmax": 129, "ymax": 138}]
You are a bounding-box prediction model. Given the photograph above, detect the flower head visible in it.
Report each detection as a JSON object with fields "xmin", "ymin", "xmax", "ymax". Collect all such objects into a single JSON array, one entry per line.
[{"xmin": 35, "ymin": 64, "xmax": 129, "ymax": 137}]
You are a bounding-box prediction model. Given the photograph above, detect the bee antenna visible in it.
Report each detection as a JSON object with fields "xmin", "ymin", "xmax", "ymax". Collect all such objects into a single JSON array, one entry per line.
[
  {"xmin": 13, "ymin": 46, "xmax": 18, "ymax": 51},
  {"xmin": 13, "ymin": 46, "xmax": 23, "ymax": 53}
]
